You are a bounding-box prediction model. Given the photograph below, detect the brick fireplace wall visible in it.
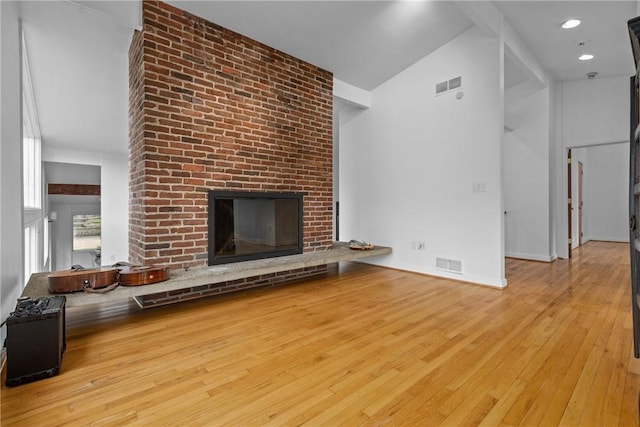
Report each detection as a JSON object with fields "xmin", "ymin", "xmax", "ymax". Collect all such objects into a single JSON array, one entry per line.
[{"xmin": 129, "ymin": 0, "xmax": 333, "ymax": 270}]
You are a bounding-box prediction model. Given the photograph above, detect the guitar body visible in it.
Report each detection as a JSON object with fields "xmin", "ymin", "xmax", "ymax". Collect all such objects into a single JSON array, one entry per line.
[
  {"xmin": 118, "ymin": 265, "xmax": 170, "ymax": 286},
  {"xmin": 48, "ymin": 268, "xmax": 118, "ymax": 293}
]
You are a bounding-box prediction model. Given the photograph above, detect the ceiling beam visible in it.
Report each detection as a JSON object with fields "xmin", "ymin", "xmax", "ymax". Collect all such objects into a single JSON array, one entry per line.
[
  {"xmin": 455, "ymin": 0, "xmax": 547, "ymax": 88},
  {"xmin": 503, "ymin": 21, "xmax": 547, "ymax": 88},
  {"xmin": 454, "ymin": 1, "xmax": 501, "ymax": 37},
  {"xmin": 48, "ymin": 183, "xmax": 100, "ymax": 196},
  {"xmin": 333, "ymin": 78, "xmax": 371, "ymax": 109}
]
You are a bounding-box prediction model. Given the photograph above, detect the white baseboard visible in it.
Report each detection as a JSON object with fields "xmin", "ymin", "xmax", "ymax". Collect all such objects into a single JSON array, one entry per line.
[
  {"xmin": 505, "ymin": 252, "xmax": 555, "ymax": 262},
  {"xmin": 584, "ymin": 236, "xmax": 629, "ymax": 243}
]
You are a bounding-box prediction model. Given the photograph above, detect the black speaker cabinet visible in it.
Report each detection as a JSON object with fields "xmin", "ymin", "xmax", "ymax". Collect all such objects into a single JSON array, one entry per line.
[{"xmin": 5, "ymin": 296, "xmax": 66, "ymax": 386}]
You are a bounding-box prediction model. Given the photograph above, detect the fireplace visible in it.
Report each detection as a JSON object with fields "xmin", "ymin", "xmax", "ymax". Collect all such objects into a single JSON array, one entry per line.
[
  {"xmin": 208, "ymin": 191, "xmax": 304, "ymax": 265},
  {"xmin": 128, "ymin": 1, "xmax": 333, "ymax": 269}
]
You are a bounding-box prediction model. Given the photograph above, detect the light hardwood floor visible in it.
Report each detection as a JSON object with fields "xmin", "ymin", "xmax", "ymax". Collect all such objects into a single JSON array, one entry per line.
[{"xmin": 2, "ymin": 241, "xmax": 639, "ymax": 426}]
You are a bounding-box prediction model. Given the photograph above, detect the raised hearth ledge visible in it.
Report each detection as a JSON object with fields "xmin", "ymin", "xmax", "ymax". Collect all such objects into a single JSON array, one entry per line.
[{"xmin": 22, "ymin": 242, "xmax": 391, "ymax": 307}]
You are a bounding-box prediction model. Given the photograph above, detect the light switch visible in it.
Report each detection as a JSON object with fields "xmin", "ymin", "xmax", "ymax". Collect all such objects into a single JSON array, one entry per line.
[{"xmin": 472, "ymin": 182, "xmax": 487, "ymax": 193}]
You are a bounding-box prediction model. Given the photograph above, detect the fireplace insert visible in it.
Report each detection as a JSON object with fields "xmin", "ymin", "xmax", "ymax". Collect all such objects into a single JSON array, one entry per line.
[{"xmin": 208, "ymin": 191, "xmax": 304, "ymax": 265}]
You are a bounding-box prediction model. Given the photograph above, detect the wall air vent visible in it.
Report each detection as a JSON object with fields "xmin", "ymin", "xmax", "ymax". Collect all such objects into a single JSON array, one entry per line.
[
  {"xmin": 435, "ymin": 81, "xmax": 448, "ymax": 95},
  {"xmin": 435, "ymin": 76, "xmax": 462, "ymax": 97},
  {"xmin": 436, "ymin": 257, "xmax": 463, "ymax": 274},
  {"xmin": 448, "ymin": 76, "xmax": 462, "ymax": 90}
]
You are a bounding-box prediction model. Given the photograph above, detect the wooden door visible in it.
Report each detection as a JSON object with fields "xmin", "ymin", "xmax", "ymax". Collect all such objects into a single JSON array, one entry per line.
[{"xmin": 578, "ymin": 161, "xmax": 584, "ymax": 246}]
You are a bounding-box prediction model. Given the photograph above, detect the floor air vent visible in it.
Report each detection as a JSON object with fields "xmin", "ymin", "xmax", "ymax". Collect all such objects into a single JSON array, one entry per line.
[{"xmin": 436, "ymin": 257, "xmax": 463, "ymax": 274}]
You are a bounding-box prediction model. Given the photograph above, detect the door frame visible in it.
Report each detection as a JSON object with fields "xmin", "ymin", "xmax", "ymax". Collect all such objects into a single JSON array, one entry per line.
[{"xmin": 567, "ymin": 149, "xmax": 572, "ymax": 258}]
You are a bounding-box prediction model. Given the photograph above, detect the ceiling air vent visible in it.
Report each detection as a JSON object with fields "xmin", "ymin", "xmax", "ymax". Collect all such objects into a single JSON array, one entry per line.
[{"xmin": 436, "ymin": 257, "xmax": 463, "ymax": 274}]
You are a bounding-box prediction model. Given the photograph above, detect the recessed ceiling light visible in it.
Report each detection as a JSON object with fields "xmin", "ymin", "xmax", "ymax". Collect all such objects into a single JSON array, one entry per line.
[
  {"xmin": 579, "ymin": 54, "xmax": 594, "ymax": 61},
  {"xmin": 562, "ymin": 19, "xmax": 581, "ymax": 29}
]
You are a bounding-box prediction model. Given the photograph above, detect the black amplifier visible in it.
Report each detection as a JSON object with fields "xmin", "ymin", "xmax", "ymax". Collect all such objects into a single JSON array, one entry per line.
[{"xmin": 5, "ymin": 296, "xmax": 66, "ymax": 386}]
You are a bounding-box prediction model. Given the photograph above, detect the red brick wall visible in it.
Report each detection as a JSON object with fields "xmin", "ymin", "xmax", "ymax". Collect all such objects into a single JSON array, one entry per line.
[
  {"xmin": 129, "ymin": 0, "xmax": 333, "ymax": 269},
  {"xmin": 135, "ymin": 265, "xmax": 327, "ymax": 308}
]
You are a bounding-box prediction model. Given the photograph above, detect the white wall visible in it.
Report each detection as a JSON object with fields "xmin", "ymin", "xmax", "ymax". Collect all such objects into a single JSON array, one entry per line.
[
  {"xmin": 100, "ymin": 153, "xmax": 128, "ymax": 264},
  {"xmin": 547, "ymin": 80, "xmax": 558, "ymax": 261},
  {"xmin": 562, "ymin": 77, "xmax": 629, "ymax": 147},
  {"xmin": 0, "ymin": 1, "xmax": 24, "ymax": 342},
  {"xmin": 585, "ymin": 143, "xmax": 629, "ymax": 242},
  {"xmin": 504, "ymin": 80, "xmax": 553, "ymax": 261},
  {"xmin": 572, "ymin": 143, "xmax": 629, "ymax": 244},
  {"xmin": 339, "ymin": 26, "xmax": 505, "ymax": 287}
]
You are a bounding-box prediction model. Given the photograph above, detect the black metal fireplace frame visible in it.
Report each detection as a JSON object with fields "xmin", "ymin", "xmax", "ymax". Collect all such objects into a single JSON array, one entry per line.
[{"xmin": 207, "ymin": 190, "xmax": 304, "ymax": 265}]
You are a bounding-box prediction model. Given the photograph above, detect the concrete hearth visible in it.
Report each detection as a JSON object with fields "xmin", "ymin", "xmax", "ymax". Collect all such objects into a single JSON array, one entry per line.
[{"xmin": 23, "ymin": 243, "xmax": 391, "ymax": 308}]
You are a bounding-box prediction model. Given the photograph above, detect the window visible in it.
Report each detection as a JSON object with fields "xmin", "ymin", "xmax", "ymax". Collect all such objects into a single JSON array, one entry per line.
[
  {"xmin": 73, "ymin": 214, "xmax": 101, "ymax": 251},
  {"xmin": 22, "ymin": 32, "xmax": 43, "ymax": 284},
  {"xmin": 22, "ymin": 32, "xmax": 42, "ymax": 210},
  {"xmin": 22, "ymin": 136, "xmax": 41, "ymax": 209}
]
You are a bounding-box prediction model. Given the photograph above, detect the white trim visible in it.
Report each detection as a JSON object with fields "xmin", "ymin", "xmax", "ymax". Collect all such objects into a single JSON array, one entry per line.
[
  {"xmin": 566, "ymin": 140, "xmax": 629, "ymax": 150},
  {"xmin": 361, "ymin": 259, "xmax": 507, "ymax": 289},
  {"xmin": 506, "ymin": 252, "xmax": 556, "ymax": 262},
  {"xmin": 583, "ymin": 237, "xmax": 629, "ymax": 243}
]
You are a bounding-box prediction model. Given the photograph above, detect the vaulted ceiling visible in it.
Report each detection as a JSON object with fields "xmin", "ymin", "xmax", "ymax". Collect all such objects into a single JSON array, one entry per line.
[{"xmin": 15, "ymin": 1, "xmax": 638, "ymax": 157}]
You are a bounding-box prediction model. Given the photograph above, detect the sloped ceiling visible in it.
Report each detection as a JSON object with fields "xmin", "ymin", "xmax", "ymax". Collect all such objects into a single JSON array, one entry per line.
[
  {"xmin": 16, "ymin": 1, "xmax": 638, "ymax": 158},
  {"xmin": 20, "ymin": 1, "xmax": 132, "ymax": 155},
  {"xmin": 168, "ymin": 1, "xmax": 474, "ymax": 91}
]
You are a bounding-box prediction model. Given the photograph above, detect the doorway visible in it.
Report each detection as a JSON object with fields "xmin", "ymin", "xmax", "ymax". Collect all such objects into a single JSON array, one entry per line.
[
  {"xmin": 568, "ymin": 151, "xmax": 585, "ymax": 255},
  {"xmin": 45, "ymin": 162, "xmax": 101, "ymax": 270},
  {"xmin": 567, "ymin": 142, "xmax": 629, "ymax": 256}
]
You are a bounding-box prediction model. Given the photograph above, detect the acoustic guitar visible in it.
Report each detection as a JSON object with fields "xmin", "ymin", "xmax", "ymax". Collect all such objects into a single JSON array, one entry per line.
[
  {"xmin": 117, "ymin": 265, "xmax": 170, "ymax": 286},
  {"xmin": 48, "ymin": 267, "xmax": 119, "ymax": 293}
]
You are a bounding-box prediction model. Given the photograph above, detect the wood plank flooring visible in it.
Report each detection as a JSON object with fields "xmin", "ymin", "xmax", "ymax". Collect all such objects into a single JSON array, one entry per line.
[{"xmin": 2, "ymin": 241, "xmax": 639, "ymax": 426}]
